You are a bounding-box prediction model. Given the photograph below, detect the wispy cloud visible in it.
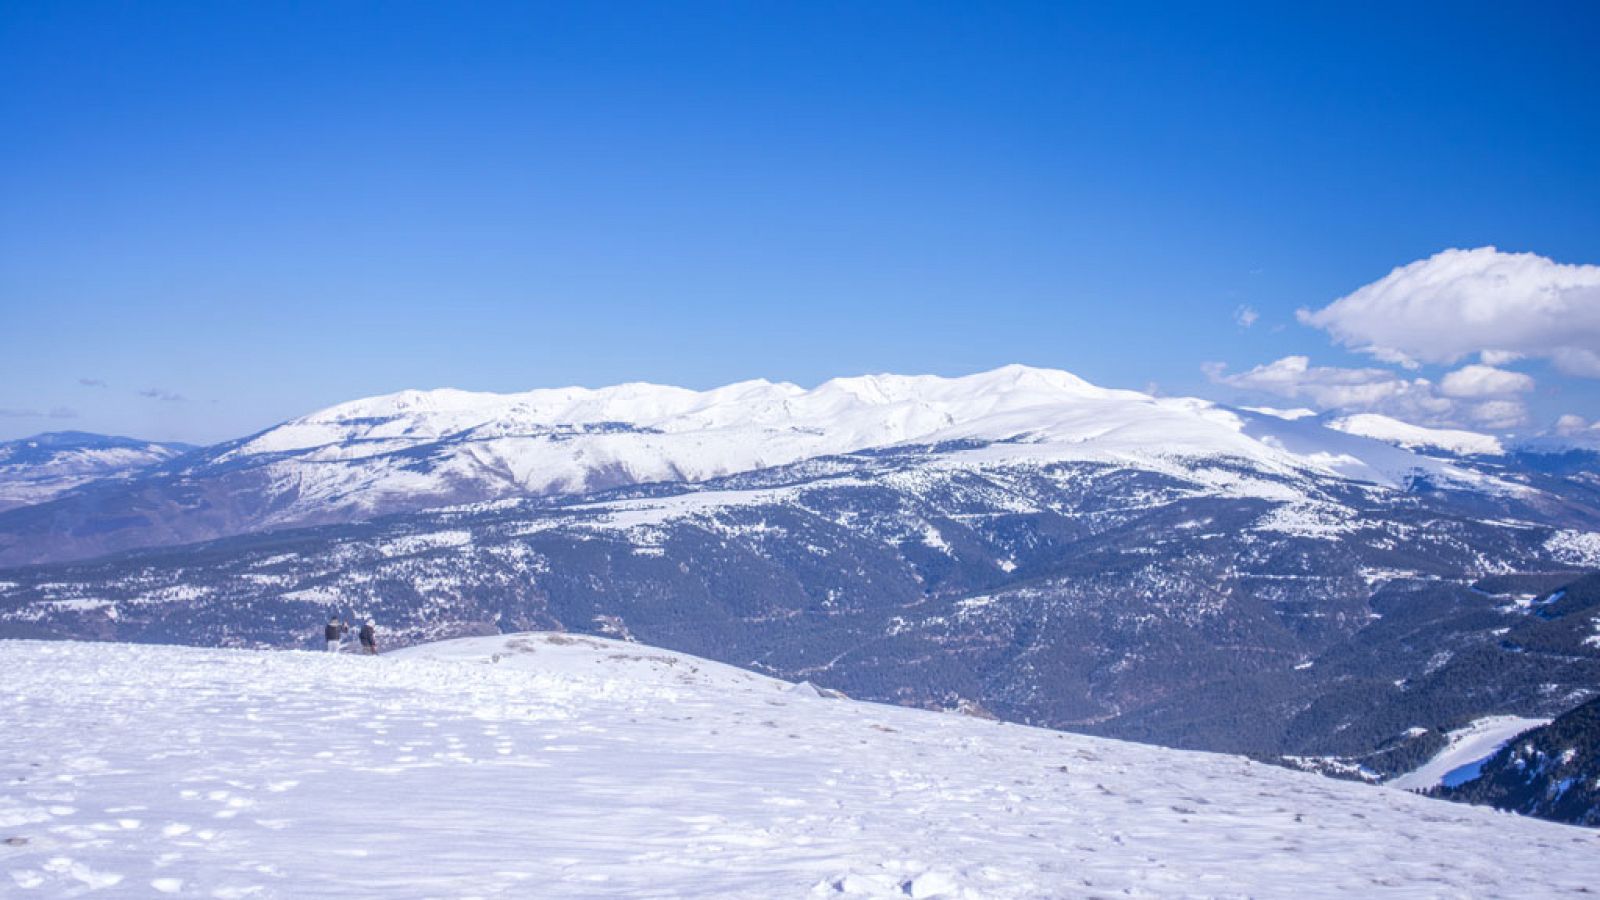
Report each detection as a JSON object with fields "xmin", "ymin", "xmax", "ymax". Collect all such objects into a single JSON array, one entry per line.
[
  {"xmin": 78, "ymin": 377, "xmax": 108, "ymax": 388},
  {"xmin": 0, "ymin": 406, "xmax": 79, "ymax": 419},
  {"xmin": 1233, "ymin": 305, "xmax": 1259, "ymax": 329},
  {"xmin": 138, "ymin": 388, "xmax": 186, "ymax": 402}
]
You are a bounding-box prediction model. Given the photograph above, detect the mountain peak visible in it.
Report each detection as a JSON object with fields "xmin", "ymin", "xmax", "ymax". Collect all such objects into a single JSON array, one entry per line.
[{"xmin": 976, "ymin": 362, "xmax": 1099, "ymax": 390}]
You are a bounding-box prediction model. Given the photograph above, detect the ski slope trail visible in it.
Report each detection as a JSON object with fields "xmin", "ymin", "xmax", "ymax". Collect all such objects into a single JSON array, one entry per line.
[{"xmin": 3, "ymin": 635, "xmax": 1597, "ymax": 898}]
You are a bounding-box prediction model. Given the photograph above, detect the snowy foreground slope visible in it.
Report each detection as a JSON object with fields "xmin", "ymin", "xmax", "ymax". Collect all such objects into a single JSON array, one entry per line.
[{"xmin": 4, "ymin": 636, "xmax": 1599, "ymax": 899}]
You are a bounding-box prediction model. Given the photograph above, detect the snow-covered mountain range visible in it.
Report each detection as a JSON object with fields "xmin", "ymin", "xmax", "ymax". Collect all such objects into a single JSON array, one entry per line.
[
  {"xmin": 0, "ymin": 431, "xmax": 192, "ymax": 513},
  {"xmin": 0, "ymin": 366, "xmax": 1545, "ymax": 566},
  {"xmin": 4, "ymin": 633, "xmax": 1597, "ymax": 897},
  {"xmin": 230, "ymin": 364, "xmax": 1487, "ymax": 495}
]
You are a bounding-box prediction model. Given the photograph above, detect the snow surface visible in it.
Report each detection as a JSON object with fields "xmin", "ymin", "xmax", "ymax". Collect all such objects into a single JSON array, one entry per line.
[
  {"xmin": 1241, "ymin": 407, "xmax": 1318, "ymax": 421},
  {"xmin": 1545, "ymin": 530, "xmax": 1600, "ymax": 567},
  {"xmin": 1328, "ymin": 414, "xmax": 1505, "ymax": 457},
  {"xmin": 5, "ymin": 635, "xmax": 1599, "ymax": 898},
  {"xmin": 1387, "ymin": 716, "xmax": 1550, "ymax": 791}
]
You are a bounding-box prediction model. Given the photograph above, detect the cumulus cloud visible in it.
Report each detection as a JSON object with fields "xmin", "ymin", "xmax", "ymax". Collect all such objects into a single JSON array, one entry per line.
[
  {"xmin": 1556, "ymin": 414, "xmax": 1597, "ymax": 436},
  {"xmin": 1463, "ymin": 400, "xmax": 1527, "ymax": 430},
  {"xmin": 1298, "ymin": 247, "xmax": 1600, "ymax": 373},
  {"xmin": 1438, "ymin": 364, "xmax": 1535, "ymax": 399},
  {"xmin": 1204, "ymin": 355, "xmax": 1528, "ymax": 429},
  {"xmin": 1233, "ymin": 305, "xmax": 1259, "ymax": 328}
]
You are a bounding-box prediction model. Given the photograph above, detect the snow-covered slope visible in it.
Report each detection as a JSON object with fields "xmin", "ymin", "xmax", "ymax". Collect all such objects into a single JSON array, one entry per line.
[
  {"xmin": 1328, "ymin": 414, "xmax": 1506, "ymax": 457},
  {"xmin": 0, "ymin": 432, "xmax": 190, "ymax": 512},
  {"xmin": 222, "ymin": 365, "xmax": 1500, "ymax": 515},
  {"xmin": 1434, "ymin": 696, "xmax": 1600, "ymax": 827},
  {"xmin": 1386, "ymin": 716, "xmax": 1549, "ymax": 791},
  {"xmin": 4, "ymin": 634, "xmax": 1597, "ymax": 898}
]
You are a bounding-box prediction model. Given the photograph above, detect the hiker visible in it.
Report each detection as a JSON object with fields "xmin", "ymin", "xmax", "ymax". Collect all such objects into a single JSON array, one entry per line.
[
  {"xmin": 325, "ymin": 616, "xmax": 347, "ymax": 652},
  {"xmin": 358, "ymin": 620, "xmax": 378, "ymax": 655}
]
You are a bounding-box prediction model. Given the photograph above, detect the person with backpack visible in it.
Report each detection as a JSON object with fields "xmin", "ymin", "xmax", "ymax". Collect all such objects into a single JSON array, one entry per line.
[
  {"xmin": 358, "ymin": 620, "xmax": 378, "ymax": 655},
  {"xmin": 325, "ymin": 616, "xmax": 347, "ymax": 652}
]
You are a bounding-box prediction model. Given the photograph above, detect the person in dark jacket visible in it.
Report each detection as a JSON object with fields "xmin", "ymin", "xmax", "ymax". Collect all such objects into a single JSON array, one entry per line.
[
  {"xmin": 358, "ymin": 620, "xmax": 378, "ymax": 655},
  {"xmin": 325, "ymin": 616, "xmax": 347, "ymax": 652}
]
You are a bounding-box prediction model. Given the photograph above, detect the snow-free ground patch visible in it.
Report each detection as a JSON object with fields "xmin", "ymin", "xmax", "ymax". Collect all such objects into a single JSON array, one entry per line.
[{"xmin": 3, "ymin": 636, "xmax": 1598, "ymax": 898}]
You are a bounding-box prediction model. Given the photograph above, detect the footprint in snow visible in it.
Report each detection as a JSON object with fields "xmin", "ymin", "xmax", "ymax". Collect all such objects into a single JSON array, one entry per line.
[{"xmin": 42, "ymin": 856, "xmax": 125, "ymax": 890}]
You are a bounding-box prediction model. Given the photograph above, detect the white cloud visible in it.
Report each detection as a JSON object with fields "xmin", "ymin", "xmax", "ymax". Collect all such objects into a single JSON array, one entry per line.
[
  {"xmin": 1480, "ymin": 350, "xmax": 1522, "ymax": 366},
  {"xmin": 1463, "ymin": 400, "xmax": 1528, "ymax": 430},
  {"xmin": 1555, "ymin": 414, "xmax": 1594, "ymax": 436},
  {"xmin": 1438, "ymin": 364, "xmax": 1535, "ymax": 399},
  {"xmin": 1233, "ymin": 305, "xmax": 1259, "ymax": 328},
  {"xmin": 1550, "ymin": 348, "xmax": 1600, "ymax": 378},
  {"xmin": 1298, "ymin": 247, "xmax": 1600, "ymax": 374},
  {"xmin": 0, "ymin": 407, "xmax": 77, "ymax": 420},
  {"xmin": 1205, "ymin": 355, "xmax": 1527, "ymax": 430}
]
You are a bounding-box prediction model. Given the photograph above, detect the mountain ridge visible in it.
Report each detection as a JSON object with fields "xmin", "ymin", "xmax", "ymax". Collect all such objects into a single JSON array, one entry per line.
[
  {"xmin": 0, "ymin": 365, "xmax": 1522, "ymax": 566},
  {"xmin": 0, "ymin": 431, "xmax": 194, "ymax": 514}
]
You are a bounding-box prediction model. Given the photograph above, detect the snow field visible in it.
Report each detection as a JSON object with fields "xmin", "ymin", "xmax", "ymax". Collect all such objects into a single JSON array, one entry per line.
[
  {"xmin": 3, "ymin": 635, "xmax": 1598, "ymax": 898},
  {"xmin": 1386, "ymin": 716, "xmax": 1550, "ymax": 791}
]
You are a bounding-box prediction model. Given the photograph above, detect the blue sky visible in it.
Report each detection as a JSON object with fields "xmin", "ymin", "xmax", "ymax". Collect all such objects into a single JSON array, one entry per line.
[{"xmin": 2, "ymin": 2, "xmax": 1597, "ymax": 443}]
